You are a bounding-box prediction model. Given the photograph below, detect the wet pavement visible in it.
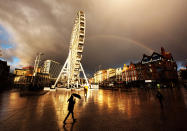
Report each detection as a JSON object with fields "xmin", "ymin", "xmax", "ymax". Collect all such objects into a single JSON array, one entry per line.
[{"xmin": 0, "ymin": 88, "xmax": 187, "ymax": 131}]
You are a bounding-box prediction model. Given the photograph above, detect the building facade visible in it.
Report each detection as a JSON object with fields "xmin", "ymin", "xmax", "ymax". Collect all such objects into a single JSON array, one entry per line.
[
  {"xmin": 92, "ymin": 47, "xmax": 178, "ymax": 87},
  {"xmin": 0, "ymin": 60, "xmax": 10, "ymax": 89},
  {"xmin": 115, "ymin": 68, "xmax": 122, "ymax": 80},
  {"xmin": 122, "ymin": 63, "xmax": 137, "ymax": 83},
  {"xmin": 14, "ymin": 66, "xmax": 34, "ymax": 85},
  {"xmin": 42, "ymin": 60, "xmax": 61, "ymax": 79},
  {"xmin": 140, "ymin": 47, "xmax": 178, "ymax": 82},
  {"xmin": 94, "ymin": 70, "xmax": 106, "ymax": 83},
  {"xmin": 14, "ymin": 66, "xmax": 50, "ymax": 88},
  {"xmin": 122, "ymin": 47, "xmax": 178, "ymax": 86},
  {"xmin": 93, "ymin": 68, "xmax": 122, "ymax": 86}
]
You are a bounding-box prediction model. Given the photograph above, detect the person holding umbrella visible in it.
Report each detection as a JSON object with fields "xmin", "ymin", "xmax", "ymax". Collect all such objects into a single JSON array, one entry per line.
[{"xmin": 63, "ymin": 94, "xmax": 81, "ymax": 124}]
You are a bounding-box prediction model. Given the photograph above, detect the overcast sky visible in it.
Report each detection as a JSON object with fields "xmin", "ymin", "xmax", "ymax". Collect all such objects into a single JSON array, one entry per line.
[{"xmin": 0, "ymin": 0, "xmax": 187, "ymax": 74}]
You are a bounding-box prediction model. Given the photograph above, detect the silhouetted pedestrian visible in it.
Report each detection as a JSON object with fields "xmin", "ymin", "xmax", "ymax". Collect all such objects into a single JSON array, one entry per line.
[
  {"xmin": 156, "ymin": 91, "xmax": 164, "ymax": 109},
  {"xmin": 63, "ymin": 95, "xmax": 76, "ymax": 124}
]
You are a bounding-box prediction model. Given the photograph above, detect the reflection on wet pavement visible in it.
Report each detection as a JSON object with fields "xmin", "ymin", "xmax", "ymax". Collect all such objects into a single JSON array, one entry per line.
[{"xmin": 0, "ymin": 88, "xmax": 187, "ymax": 130}]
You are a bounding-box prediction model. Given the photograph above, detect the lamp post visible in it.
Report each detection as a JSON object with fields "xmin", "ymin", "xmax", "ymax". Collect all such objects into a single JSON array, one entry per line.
[
  {"xmin": 33, "ymin": 53, "xmax": 44, "ymax": 76},
  {"xmin": 32, "ymin": 53, "xmax": 44, "ymax": 86}
]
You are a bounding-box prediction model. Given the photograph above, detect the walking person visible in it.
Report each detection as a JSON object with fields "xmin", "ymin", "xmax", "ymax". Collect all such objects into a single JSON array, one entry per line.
[
  {"xmin": 84, "ymin": 85, "xmax": 88, "ymax": 100},
  {"xmin": 156, "ymin": 91, "xmax": 164, "ymax": 109},
  {"xmin": 63, "ymin": 95, "xmax": 76, "ymax": 124}
]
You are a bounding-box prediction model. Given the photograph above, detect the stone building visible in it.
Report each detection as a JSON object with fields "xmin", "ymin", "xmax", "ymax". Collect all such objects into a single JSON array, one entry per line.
[
  {"xmin": 122, "ymin": 47, "xmax": 178, "ymax": 87},
  {"xmin": 14, "ymin": 66, "xmax": 50, "ymax": 88},
  {"xmin": 122, "ymin": 63, "xmax": 137, "ymax": 84}
]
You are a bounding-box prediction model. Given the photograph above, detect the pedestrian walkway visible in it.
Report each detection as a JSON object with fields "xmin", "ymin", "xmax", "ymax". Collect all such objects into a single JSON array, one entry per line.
[{"xmin": 0, "ymin": 88, "xmax": 187, "ymax": 131}]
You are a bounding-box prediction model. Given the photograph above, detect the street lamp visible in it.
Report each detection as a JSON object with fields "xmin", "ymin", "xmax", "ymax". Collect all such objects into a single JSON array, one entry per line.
[
  {"xmin": 32, "ymin": 53, "xmax": 44, "ymax": 86},
  {"xmin": 33, "ymin": 53, "xmax": 44, "ymax": 76}
]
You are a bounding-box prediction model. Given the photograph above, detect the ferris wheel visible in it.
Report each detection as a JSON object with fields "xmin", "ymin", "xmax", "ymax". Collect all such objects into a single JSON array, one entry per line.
[{"xmin": 52, "ymin": 11, "xmax": 89, "ymax": 89}]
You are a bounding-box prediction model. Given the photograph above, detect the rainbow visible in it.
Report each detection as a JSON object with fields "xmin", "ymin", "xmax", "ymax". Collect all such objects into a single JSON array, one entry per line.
[{"xmin": 87, "ymin": 34, "xmax": 153, "ymax": 53}]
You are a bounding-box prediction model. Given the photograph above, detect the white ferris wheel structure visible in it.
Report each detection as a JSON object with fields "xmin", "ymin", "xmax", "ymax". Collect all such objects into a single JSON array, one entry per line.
[{"xmin": 52, "ymin": 11, "xmax": 89, "ymax": 89}]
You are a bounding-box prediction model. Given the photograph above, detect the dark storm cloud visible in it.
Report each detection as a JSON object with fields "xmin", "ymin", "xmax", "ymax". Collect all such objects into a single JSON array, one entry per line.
[{"xmin": 0, "ymin": 0, "xmax": 187, "ymax": 74}]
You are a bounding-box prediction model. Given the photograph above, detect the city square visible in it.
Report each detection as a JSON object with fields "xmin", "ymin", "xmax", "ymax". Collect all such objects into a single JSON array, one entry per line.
[
  {"xmin": 0, "ymin": 0, "xmax": 187, "ymax": 131},
  {"xmin": 0, "ymin": 88, "xmax": 187, "ymax": 131}
]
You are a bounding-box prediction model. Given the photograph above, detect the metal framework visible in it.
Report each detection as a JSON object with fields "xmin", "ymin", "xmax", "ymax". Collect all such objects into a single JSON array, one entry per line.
[
  {"xmin": 52, "ymin": 11, "xmax": 89, "ymax": 89},
  {"xmin": 33, "ymin": 53, "xmax": 43, "ymax": 76}
]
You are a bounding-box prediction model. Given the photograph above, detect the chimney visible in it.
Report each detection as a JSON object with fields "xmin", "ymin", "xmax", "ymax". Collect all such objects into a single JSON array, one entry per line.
[{"xmin": 161, "ymin": 47, "xmax": 165, "ymax": 56}]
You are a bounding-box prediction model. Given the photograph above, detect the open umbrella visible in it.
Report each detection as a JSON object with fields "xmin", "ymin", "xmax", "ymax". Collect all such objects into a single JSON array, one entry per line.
[{"xmin": 72, "ymin": 93, "xmax": 81, "ymax": 99}]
